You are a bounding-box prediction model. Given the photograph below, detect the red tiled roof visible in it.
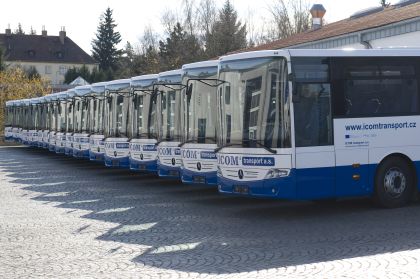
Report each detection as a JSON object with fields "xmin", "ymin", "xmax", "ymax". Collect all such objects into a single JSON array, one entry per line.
[{"xmin": 244, "ymin": 2, "xmax": 420, "ymax": 52}]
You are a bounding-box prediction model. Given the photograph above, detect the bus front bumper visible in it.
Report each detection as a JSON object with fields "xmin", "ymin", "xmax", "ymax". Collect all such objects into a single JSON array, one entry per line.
[
  {"xmin": 217, "ymin": 173, "xmax": 296, "ymax": 199},
  {"xmin": 104, "ymin": 155, "xmax": 130, "ymax": 168},
  {"xmin": 181, "ymin": 168, "xmax": 217, "ymax": 185},
  {"xmin": 129, "ymin": 158, "xmax": 158, "ymax": 172}
]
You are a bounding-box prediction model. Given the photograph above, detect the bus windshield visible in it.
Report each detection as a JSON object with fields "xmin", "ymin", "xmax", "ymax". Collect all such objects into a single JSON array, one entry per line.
[
  {"xmin": 157, "ymin": 79, "xmax": 183, "ymax": 142},
  {"xmin": 183, "ymin": 66, "xmax": 218, "ymax": 144},
  {"xmin": 58, "ymin": 100, "xmax": 67, "ymax": 132},
  {"xmin": 66, "ymin": 100, "xmax": 74, "ymax": 133},
  {"xmin": 129, "ymin": 79, "xmax": 157, "ymax": 139},
  {"xmin": 105, "ymin": 90, "xmax": 131, "ymax": 138},
  {"xmin": 74, "ymin": 98, "xmax": 88, "ymax": 133},
  {"xmin": 218, "ymin": 56, "xmax": 291, "ymax": 149}
]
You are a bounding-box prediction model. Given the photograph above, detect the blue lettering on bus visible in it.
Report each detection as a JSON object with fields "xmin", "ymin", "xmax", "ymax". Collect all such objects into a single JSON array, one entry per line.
[
  {"xmin": 242, "ymin": 157, "xmax": 275, "ymax": 166},
  {"xmin": 175, "ymin": 148, "xmax": 181, "ymax": 155},
  {"xmin": 200, "ymin": 151, "xmax": 217, "ymax": 160},
  {"xmin": 142, "ymin": 144, "xmax": 157, "ymax": 151},
  {"xmin": 159, "ymin": 147, "xmax": 173, "ymax": 156},
  {"xmin": 182, "ymin": 149, "xmax": 198, "ymax": 159},
  {"xmin": 217, "ymin": 155, "xmax": 240, "ymax": 166},
  {"xmin": 116, "ymin": 143, "xmax": 129, "ymax": 149}
]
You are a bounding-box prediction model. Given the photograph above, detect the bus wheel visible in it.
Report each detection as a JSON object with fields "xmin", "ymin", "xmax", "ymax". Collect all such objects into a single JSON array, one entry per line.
[{"xmin": 374, "ymin": 157, "xmax": 414, "ymax": 208}]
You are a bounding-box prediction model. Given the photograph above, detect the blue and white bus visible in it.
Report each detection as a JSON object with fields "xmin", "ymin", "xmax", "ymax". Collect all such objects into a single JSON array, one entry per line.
[
  {"xmin": 129, "ymin": 74, "xmax": 159, "ymax": 172},
  {"xmin": 156, "ymin": 69, "xmax": 183, "ymax": 178},
  {"xmin": 88, "ymin": 82, "xmax": 108, "ymax": 162},
  {"xmin": 4, "ymin": 101, "xmax": 13, "ymax": 142},
  {"xmin": 64, "ymin": 89, "xmax": 76, "ymax": 156},
  {"xmin": 47, "ymin": 93, "xmax": 60, "ymax": 152},
  {"xmin": 37, "ymin": 96, "xmax": 49, "ymax": 148},
  {"xmin": 55, "ymin": 92, "xmax": 68, "ymax": 154},
  {"xmin": 216, "ymin": 49, "xmax": 420, "ymax": 208},
  {"xmin": 73, "ymin": 86, "xmax": 92, "ymax": 158},
  {"xmin": 103, "ymin": 79, "xmax": 132, "ymax": 168},
  {"xmin": 180, "ymin": 60, "xmax": 219, "ymax": 185},
  {"xmin": 28, "ymin": 98, "xmax": 43, "ymax": 147}
]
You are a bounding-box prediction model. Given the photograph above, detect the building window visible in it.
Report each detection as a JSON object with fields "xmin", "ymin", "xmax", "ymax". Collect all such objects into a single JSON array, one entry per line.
[
  {"xmin": 59, "ymin": 66, "xmax": 67, "ymax": 75},
  {"xmin": 45, "ymin": 65, "xmax": 52, "ymax": 74}
]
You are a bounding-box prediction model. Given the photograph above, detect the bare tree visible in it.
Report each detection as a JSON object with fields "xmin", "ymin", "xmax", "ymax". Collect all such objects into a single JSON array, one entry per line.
[
  {"xmin": 182, "ymin": 0, "xmax": 197, "ymax": 36},
  {"xmin": 197, "ymin": 0, "xmax": 217, "ymax": 40},
  {"xmin": 161, "ymin": 9, "xmax": 179, "ymax": 36},
  {"xmin": 139, "ymin": 25, "xmax": 160, "ymax": 53},
  {"xmin": 266, "ymin": 0, "xmax": 311, "ymax": 41}
]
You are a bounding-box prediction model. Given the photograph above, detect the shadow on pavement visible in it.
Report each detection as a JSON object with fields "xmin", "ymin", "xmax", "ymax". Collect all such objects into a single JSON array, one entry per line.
[{"xmin": 1, "ymin": 146, "xmax": 420, "ymax": 274}]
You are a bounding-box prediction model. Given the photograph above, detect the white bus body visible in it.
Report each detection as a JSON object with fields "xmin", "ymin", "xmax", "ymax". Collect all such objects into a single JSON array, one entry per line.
[
  {"xmin": 156, "ymin": 69, "xmax": 183, "ymax": 178},
  {"xmin": 217, "ymin": 49, "xmax": 420, "ymax": 208},
  {"xmin": 180, "ymin": 60, "xmax": 219, "ymax": 185},
  {"xmin": 73, "ymin": 85, "xmax": 92, "ymax": 159},
  {"xmin": 129, "ymin": 74, "xmax": 159, "ymax": 172},
  {"xmin": 88, "ymin": 82, "xmax": 108, "ymax": 162},
  {"xmin": 103, "ymin": 79, "xmax": 131, "ymax": 168}
]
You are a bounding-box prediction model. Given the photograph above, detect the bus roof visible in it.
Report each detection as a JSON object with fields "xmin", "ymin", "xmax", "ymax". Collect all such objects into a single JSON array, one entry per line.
[
  {"xmin": 105, "ymin": 79, "xmax": 131, "ymax": 91},
  {"xmin": 74, "ymin": 85, "xmax": 92, "ymax": 96},
  {"xmin": 182, "ymin": 60, "xmax": 218, "ymax": 70},
  {"xmin": 220, "ymin": 48, "xmax": 420, "ymax": 62}
]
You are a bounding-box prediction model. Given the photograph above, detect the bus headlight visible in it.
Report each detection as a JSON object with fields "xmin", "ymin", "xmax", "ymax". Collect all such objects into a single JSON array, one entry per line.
[{"xmin": 265, "ymin": 169, "xmax": 290, "ymax": 179}]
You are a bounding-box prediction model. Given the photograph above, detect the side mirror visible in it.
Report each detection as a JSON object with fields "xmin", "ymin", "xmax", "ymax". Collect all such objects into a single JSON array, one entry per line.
[{"xmin": 187, "ymin": 84, "xmax": 193, "ymax": 97}]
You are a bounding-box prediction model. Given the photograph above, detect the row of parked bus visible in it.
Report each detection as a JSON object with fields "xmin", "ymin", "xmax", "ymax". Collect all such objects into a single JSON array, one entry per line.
[{"xmin": 5, "ymin": 49, "xmax": 420, "ymax": 208}]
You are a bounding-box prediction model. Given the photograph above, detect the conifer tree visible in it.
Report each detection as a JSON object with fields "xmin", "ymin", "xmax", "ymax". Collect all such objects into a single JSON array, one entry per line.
[
  {"xmin": 205, "ymin": 0, "xmax": 247, "ymax": 57},
  {"xmin": 91, "ymin": 7, "xmax": 122, "ymax": 74}
]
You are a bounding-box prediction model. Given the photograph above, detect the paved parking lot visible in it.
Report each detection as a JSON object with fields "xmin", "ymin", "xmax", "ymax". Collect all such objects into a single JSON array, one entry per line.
[{"xmin": 1, "ymin": 146, "xmax": 420, "ymax": 278}]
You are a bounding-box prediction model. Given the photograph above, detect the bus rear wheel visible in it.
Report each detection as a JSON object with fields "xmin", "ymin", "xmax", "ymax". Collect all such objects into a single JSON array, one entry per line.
[{"xmin": 374, "ymin": 157, "xmax": 414, "ymax": 208}]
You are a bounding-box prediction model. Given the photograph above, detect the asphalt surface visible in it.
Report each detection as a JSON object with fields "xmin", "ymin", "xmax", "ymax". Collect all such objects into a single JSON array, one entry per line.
[{"xmin": 1, "ymin": 145, "xmax": 420, "ymax": 278}]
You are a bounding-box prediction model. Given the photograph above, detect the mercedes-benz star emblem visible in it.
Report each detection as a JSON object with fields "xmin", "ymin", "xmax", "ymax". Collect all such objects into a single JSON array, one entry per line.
[
  {"xmin": 197, "ymin": 162, "xmax": 202, "ymax": 171},
  {"xmin": 238, "ymin": 169, "xmax": 244, "ymax": 179},
  {"xmin": 140, "ymin": 153, "xmax": 144, "ymax": 160},
  {"xmin": 171, "ymin": 158, "xmax": 176, "ymax": 166},
  {"xmin": 114, "ymin": 151, "xmax": 117, "ymax": 157}
]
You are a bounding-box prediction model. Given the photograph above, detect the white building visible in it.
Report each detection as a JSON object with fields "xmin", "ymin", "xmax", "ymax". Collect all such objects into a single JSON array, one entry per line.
[{"xmin": 0, "ymin": 27, "xmax": 97, "ymax": 90}]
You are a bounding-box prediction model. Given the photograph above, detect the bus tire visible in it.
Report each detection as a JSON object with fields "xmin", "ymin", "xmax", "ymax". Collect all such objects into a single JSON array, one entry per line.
[{"xmin": 374, "ymin": 156, "xmax": 414, "ymax": 208}]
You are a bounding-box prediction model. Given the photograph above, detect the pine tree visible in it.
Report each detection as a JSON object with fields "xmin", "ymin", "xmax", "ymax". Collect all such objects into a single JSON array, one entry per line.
[
  {"xmin": 14, "ymin": 23, "xmax": 25, "ymax": 35},
  {"xmin": 159, "ymin": 23, "xmax": 202, "ymax": 71},
  {"xmin": 91, "ymin": 7, "xmax": 122, "ymax": 74},
  {"xmin": 30, "ymin": 26, "xmax": 36, "ymax": 35},
  {"xmin": 205, "ymin": 0, "xmax": 247, "ymax": 57}
]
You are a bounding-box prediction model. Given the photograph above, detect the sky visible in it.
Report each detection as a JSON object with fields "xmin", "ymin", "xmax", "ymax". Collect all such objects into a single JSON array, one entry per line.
[{"xmin": 1, "ymin": 0, "xmax": 400, "ymax": 54}]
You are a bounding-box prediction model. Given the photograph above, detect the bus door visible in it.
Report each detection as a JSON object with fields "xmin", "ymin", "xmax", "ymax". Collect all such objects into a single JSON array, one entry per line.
[
  {"xmin": 294, "ymin": 83, "xmax": 335, "ymax": 200},
  {"xmin": 331, "ymin": 57, "xmax": 376, "ymax": 197},
  {"xmin": 293, "ymin": 58, "xmax": 335, "ymax": 200}
]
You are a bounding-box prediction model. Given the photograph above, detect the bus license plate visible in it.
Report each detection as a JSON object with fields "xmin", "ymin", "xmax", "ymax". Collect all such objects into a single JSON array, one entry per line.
[
  {"xmin": 193, "ymin": 176, "xmax": 206, "ymax": 184},
  {"xmin": 169, "ymin": 170, "xmax": 179, "ymax": 177},
  {"xmin": 234, "ymin": 185, "xmax": 249, "ymax": 194}
]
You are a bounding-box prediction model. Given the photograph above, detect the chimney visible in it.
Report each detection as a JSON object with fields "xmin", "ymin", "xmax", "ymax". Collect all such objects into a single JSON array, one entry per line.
[
  {"xmin": 310, "ymin": 4, "xmax": 326, "ymax": 30},
  {"xmin": 59, "ymin": 26, "xmax": 66, "ymax": 44},
  {"xmin": 5, "ymin": 24, "xmax": 11, "ymax": 36},
  {"xmin": 42, "ymin": 26, "xmax": 47, "ymax": 36}
]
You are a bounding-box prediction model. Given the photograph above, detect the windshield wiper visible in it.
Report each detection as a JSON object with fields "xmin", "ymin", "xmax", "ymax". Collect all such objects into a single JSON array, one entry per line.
[
  {"xmin": 250, "ymin": 141, "xmax": 277, "ymax": 154},
  {"xmin": 214, "ymin": 143, "xmax": 244, "ymax": 153},
  {"xmin": 178, "ymin": 137, "xmax": 217, "ymax": 147}
]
